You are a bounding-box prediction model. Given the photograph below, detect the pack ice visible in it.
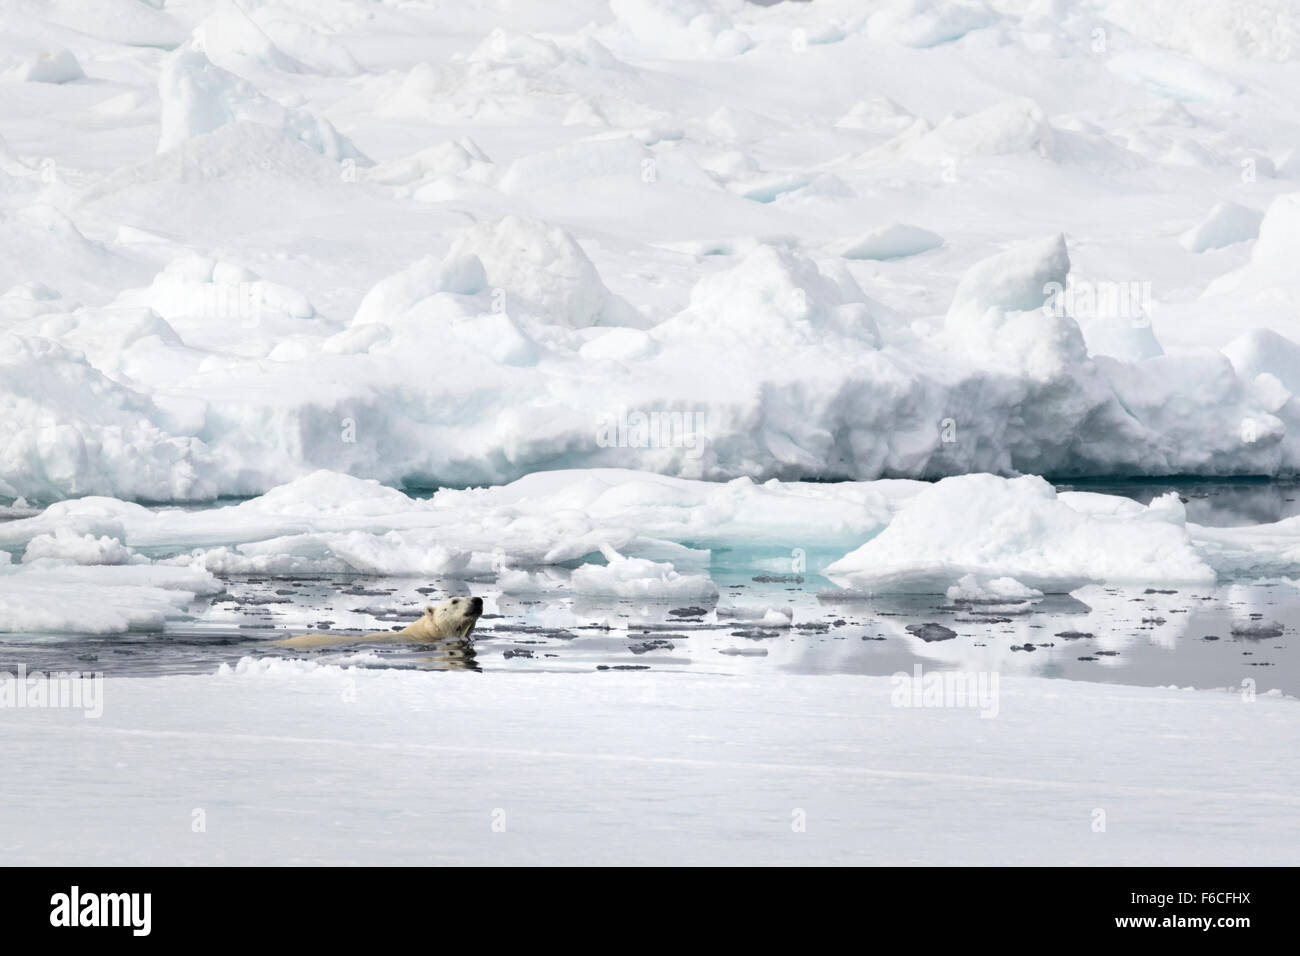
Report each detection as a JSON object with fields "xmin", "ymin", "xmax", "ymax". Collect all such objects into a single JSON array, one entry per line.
[
  {"xmin": 6, "ymin": 467, "xmax": 1300, "ymax": 630},
  {"xmin": 1, "ymin": 0, "xmax": 1300, "ymax": 605},
  {"xmin": 1, "ymin": 0, "xmax": 1300, "ymax": 503}
]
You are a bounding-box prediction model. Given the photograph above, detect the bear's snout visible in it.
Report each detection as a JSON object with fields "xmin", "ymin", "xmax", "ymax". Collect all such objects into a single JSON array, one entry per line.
[{"xmin": 469, "ymin": 596, "xmax": 483, "ymax": 614}]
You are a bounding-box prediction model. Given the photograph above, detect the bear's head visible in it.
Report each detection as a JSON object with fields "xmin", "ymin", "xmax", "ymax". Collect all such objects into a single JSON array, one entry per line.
[{"xmin": 424, "ymin": 595, "xmax": 484, "ymax": 639}]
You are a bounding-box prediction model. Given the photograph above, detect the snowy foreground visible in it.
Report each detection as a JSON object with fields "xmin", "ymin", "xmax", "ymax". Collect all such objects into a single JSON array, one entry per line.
[
  {"xmin": 1, "ymin": 662, "xmax": 1295, "ymax": 866},
  {"xmin": 5, "ymin": 1, "xmax": 1300, "ymax": 500}
]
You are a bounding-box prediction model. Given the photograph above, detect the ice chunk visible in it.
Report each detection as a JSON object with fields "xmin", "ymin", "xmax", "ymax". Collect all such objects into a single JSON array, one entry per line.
[
  {"xmin": 1180, "ymin": 201, "xmax": 1263, "ymax": 252},
  {"xmin": 944, "ymin": 234, "xmax": 1086, "ymax": 374},
  {"xmin": 909, "ymin": 98, "xmax": 1055, "ymax": 162},
  {"xmin": 948, "ymin": 235, "xmax": 1070, "ymax": 318},
  {"xmin": 150, "ymin": 256, "xmax": 313, "ymax": 320},
  {"xmin": 569, "ymin": 546, "xmax": 718, "ymax": 599},
  {"xmin": 1223, "ymin": 329, "xmax": 1300, "ymax": 396},
  {"xmin": 352, "ymin": 254, "xmax": 485, "ymax": 327},
  {"xmin": 157, "ymin": 46, "xmax": 367, "ymax": 164},
  {"xmin": 1237, "ymin": 192, "xmax": 1300, "ymax": 276},
  {"xmin": 178, "ymin": 532, "xmax": 470, "ymax": 577},
  {"xmin": 825, "ymin": 475, "xmax": 1215, "ymax": 593},
  {"xmin": 500, "ymin": 548, "xmax": 717, "ymax": 599},
  {"xmin": 833, "ymin": 223, "xmax": 944, "ymax": 260},
  {"xmin": 365, "ymin": 140, "xmax": 494, "ymax": 188},
  {"xmin": 1100, "ymin": 0, "xmax": 1300, "ymax": 64},
  {"xmin": 578, "ymin": 328, "xmax": 658, "ymax": 362},
  {"xmin": 716, "ymin": 605, "xmax": 794, "ymax": 627},
  {"xmin": 0, "ymin": 469, "xmax": 916, "ymax": 574},
  {"xmin": 0, "ymin": 335, "xmax": 219, "ymax": 503},
  {"xmin": 660, "ymin": 244, "xmax": 880, "ymax": 347},
  {"xmin": 1199, "ymin": 193, "xmax": 1300, "ymax": 306},
  {"xmin": 24, "ymin": 306, "xmax": 184, "ymax": 381},
  {"xmin": 945, "ymin": 574, "xmax": 1043, "ymax": 602},
  {"xmin": 23, "ymin": 529, "xmax": 138, "ymax": 566},
  {"xmin": 0, "ymin": 562, "xmax": 220, "ymax": 634},
  {"xmin": 835, "ymin": 96, "xmax": 915, "ymax": 134},
  {"xmin": 351, "ymin": 217, "xmax": 624, "ymax": 340},
  {"xmin": 7, "ymin": 50, "xmax": 84, "ymax": 83},
  {"xmin": 867, "ymin": 1, "xmax": 996, "ymax": 49},
  {"xmin": 443, "ymin": 216, "xmax": 638, "ymax": 328},
  {"xmin": 193, "ymin": 0, "xmax": 304, "ymax": 74},
  {"xmin": 564, "ymin": 99, "xmax": 609, "ymax": 127},
  {"xmin": 606, "ymin": 0, "xmax": 753, "ymax": 57}
]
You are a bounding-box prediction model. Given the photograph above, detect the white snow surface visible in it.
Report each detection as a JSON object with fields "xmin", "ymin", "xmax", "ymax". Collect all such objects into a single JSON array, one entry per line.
[
  {"xmin": 3, "ymin": 1, "xmax": 1300, "ymax": 501},
  {"xmin": 0, "ymin": 661, "xmax": 1294, "ymax": 865}
]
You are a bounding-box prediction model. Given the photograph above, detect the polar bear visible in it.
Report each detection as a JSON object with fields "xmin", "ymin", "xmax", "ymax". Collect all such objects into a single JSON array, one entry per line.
[{"xmin": 273, "ymin": 595, "xmax": 484, "ymax": 651}]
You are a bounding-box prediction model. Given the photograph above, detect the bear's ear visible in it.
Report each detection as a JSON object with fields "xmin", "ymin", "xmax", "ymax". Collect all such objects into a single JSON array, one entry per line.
[{"xmin": 424, "ymin": 605, "xmax": 435, "ymax": 616}]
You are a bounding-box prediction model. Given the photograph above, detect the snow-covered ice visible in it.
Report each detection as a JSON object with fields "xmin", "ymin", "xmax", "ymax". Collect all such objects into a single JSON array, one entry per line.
[
  {"xmin": 2, "ymin": 1, "xmax": 1300, "ymax": 498},
  {"xmin": 5, "ymin": 468, "xmax": 1300, "ymax": 609},
  {"xmin": 0, "ymin": 662, "xmax": 1294, "ymax": 865}
]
